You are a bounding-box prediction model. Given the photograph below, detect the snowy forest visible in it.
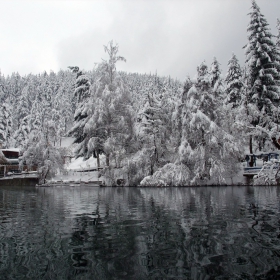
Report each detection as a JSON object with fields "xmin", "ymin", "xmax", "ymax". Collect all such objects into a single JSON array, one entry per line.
[{"xmin": 1, "ymin": 0, "xmax": 280, "ymax": 186}]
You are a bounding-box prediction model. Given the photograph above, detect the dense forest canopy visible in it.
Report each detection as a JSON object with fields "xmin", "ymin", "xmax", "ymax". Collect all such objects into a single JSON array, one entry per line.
[{"xmin": 1, "ymin": 0, "xmax": 280, "ymax": 186}]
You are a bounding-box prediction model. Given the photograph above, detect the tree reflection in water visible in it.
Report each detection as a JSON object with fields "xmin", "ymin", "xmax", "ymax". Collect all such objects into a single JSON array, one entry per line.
[{"xmin": 1, "ymin": 186, "xmax": 280, "ymax": 279}]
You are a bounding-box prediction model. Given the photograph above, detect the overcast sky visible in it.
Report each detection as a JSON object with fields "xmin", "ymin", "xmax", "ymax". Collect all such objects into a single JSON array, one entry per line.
[{"xmin": 0, "ymin": 0, "xmax": 279, "ymax": 81}]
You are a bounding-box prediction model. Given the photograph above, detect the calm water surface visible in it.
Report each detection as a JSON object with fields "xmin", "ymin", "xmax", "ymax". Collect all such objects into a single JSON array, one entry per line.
[{"xmin": 1, "ymin": 186, "xmax": 280, "ymax": 279}]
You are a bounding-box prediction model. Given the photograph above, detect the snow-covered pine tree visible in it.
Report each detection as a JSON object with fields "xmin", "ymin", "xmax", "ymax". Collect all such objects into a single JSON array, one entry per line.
[
  {"xmin": 30, "ymin": 95, "xmax": 43, "ymax": 133},
  {"xmin": 0, "ymin": 102, "xmax": 13, "ymax": 148},
  {"xmin": 179, "ymin": 82, "xmax": 241, "ymax": 185},
  {"xmin": 69, "ymin": 67, "xmax": 91, "ymax": 104},
  {"xmin": 51, "ymin": 82, "xmax": 73, "ymax": 145},
  {"xmin": 0, "ymin": 74, "xmax": 16, "ymax": 146},
  {"xmin": 244, "ymin": 0, "xmax": 280, "ymax": 152},
  {"xmin": 5, "ymin": 72, "xmax": 24, "ymax": 130},
  {"xmin": 245, "ymin": 0, "xmax": 280, "ymax": 122},
  {"xmin": 67, "ymin": 66, "xmax": 91, "ymax": 158},
  {"xmin": 209, "ymin": 57, "xmax": 223, "ymax": 92},
  {"xmin": 51, "ymin": 71, "xmax": 74, "ymax": 145},
  {"xmin": 232, "ymin": 67, "xmax": 256, "ymax": 154},
  {"xmin": 13, "ymin": 116, "xmax": 30, "ymax": 148},
  {"xmin": 0, "ymin": 71, "xmax": 8, "ymax": 103},
  {"xmin": 276, "ymin": 18, "xmax": 280, "ymax": 49},
  {"xmin": 15, "ymin": 86, "xmax": 31, "ymax": 128},
  {"xmin": 140, "ymin": 62, "xmax": 242, "ymax": 186},
  {"xmin": 195, "ymin": 61, "xmax": 217, "ymax": 121},
  {"xmin": 171, "ymin": 76, "xmax": 193, "ymax": 152},
  {"xmin": 55, "ymin": 70, "xmax": 76, "ymax": 135},
  {"xmin": 137, "ymin": 81, "xmax": 165, "ymax": 176},
  {"xmin": 37, "ymin": 71, "xmax": 57, "ymax": 126},
  {"xmin": 196, "ymin": 61, "xmax": 211, "ymax": 92},
  {"xmin": 225, "ymin": 53, "xmax": 243, "ymax": 107}
]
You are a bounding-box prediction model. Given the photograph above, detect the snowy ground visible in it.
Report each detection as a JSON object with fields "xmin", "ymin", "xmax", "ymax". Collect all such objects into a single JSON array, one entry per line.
[
  {"xmin": 50, "ymin": 170, "xmax": 101, "ymax": 184},
  {"xmin": 50, "ymin": 137, "xmax": 104, "ymax": 184},
  {"xmin": 66, "ymin": 156, "xmax": 99, "ymax": 171},
  {"xmin": 51, "ymin": 156, "xmax": 104, "ymax": 184}
]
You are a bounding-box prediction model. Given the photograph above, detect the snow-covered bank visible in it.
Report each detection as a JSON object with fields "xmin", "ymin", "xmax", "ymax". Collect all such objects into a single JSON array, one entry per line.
[
  {"xmin": 50, "ymin": 170, "xmax": 101, "ymax": 184},
  {"xmin": 37, "ymin": 137, "xmax": 104, "ymax": 186},
  {"xmin": 66, "ymin": 156, "xmax": 102, "ymax": 171},
  {"xmin": 49, "ymin": 151, "xmax": 104, "ymax": 185}
]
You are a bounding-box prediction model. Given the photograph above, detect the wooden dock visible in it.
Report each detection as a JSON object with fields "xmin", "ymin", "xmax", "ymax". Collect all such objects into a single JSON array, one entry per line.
[{"xmin": 0, "ymin": 177, "xmax": 39, "ymax": 186}]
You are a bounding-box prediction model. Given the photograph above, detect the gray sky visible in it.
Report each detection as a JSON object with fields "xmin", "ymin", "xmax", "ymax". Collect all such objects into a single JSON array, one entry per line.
[{"xmin": 0, "ymin": 0, "xmax": 279, "ymax": 81}]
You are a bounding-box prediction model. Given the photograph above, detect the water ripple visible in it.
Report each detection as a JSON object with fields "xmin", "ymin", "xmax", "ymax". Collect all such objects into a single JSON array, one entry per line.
[{"xmin": 1, "ymin": 186, "xmax": 280, "ymax": 279}]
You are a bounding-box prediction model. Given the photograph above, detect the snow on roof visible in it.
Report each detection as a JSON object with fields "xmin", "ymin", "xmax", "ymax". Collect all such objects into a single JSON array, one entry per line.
[{"xmin": 1, "ymin": 148, "xmax": 20, "ymax": 152}]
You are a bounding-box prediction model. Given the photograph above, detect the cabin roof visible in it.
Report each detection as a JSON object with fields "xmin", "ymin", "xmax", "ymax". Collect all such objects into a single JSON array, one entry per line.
[
  {"xmin": 1, "ymin": 149, "xmax": 20, "ymax": 160},
  {"xmin": 1, "ymin": 148, "xmax": 20, "ymax": 152}
]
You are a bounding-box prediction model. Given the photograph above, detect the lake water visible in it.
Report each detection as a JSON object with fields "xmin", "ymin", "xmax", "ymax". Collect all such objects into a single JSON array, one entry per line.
[{"xmin": 1, "ymin": 186, "xmax": 280, "ymax": 279}]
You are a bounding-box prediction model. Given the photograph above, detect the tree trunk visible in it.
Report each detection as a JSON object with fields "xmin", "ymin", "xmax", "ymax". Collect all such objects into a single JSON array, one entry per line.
[
  {"xmin": 106, "ymin": 154, "xmax": 110, "ymax": 167},
  {"xmin": 249, "ymin": 135, "xmax": 254, "ymax": 167},
  {"xmin": 150, "ymin": 161, "xmax": 154, "ymax": 176},
  {"xmin": 201, "ymin": 128, "xmax": 206, "ymax": 146},
  {"xmin": 96, "ymin": 150, "xmax": 100, "ymax": 168},
  {"xmin": 43, "ymin": 167, "xmax": 49, "ymax": 184},
  {"xmin": 249, "ymin": 135, "xmax": 253, "ymax": 154}
]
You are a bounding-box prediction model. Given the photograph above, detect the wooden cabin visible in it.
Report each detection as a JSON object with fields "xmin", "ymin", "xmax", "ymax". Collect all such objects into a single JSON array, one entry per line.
[
  {"xmin": 0, "ymin": 149, "xmax": 37, "ymax": 178},
  {"xmin": 0, "ymin": 149, "xmax": 20, "ymax": 177}
]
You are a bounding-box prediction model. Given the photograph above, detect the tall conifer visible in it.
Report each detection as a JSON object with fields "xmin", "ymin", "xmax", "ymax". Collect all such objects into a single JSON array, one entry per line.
[
  {"xmin": 245, "ymin": 0, "xmax": 280, "ymax": 118},
  {"xmin": 225, "ymin": 53, "xmax": 243, "ymax": 107},
  {"xmin": 68, "ymin": 67, "xmax": 91, "ymax": 158}
]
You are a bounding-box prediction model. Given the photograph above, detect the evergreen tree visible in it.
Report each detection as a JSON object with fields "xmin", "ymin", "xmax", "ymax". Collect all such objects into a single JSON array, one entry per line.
[
  {"xmin": 15, "ymin": 86, "xmax": 31, "ymax": 128},
  {"xmin": 55, "ymin": 69, "xmax": 76, "ymax": 134},
  {"xmin": 68, "ymin": 67, "xmax": 91, "ymax": 158},
  {"xmin": 225, "ymin": 53, "xmax": 243, "ymax": 107},
  {"xmin": 195, "ymin": 61, "xmax": 217, "ymax": 121},
  {"xmin": 209, "ymin": 57, "xmax": 222, "ymax": 91},
  {"xmin": 171, "ymin": 76, "xmax": 193, "ymax": 152},
  {"xmin": 0, "ymin": 102, "xmax": 13, "ymax": 148},
  {"xmin": 276, "ymin": 18, "xmax": 280, "ymax": 49},
  {"xmin": 56, "ymin": 82, "xmax": 74, "ymax": 134},
  {"xmin": 137, "ymin": 82, "xmax": 165, "ymax": 176},
  {"xmin": 244, "ymin": 0, "xmax": 280, "ymax": 152},
  {"xmin": 30, "ymin": 95, "xmax": 43, "ymax": 132},
  {"xmin": 0, "ymin": 71, "xmax": 8, "ymax": 102},
  {"xmin": 13, "ymin": 116, "xmax": 30, "ymax": 148},
  {"xmin": 196, "ymin": 61, "xmax": 211, "ymax": 92},
  {"xmin": 6, "ymin": 72, "xmax": 24, "ymax": 130},
  {"xmin": 245, "ymin": 0, "xmax": 280, "ymax": 119}
]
